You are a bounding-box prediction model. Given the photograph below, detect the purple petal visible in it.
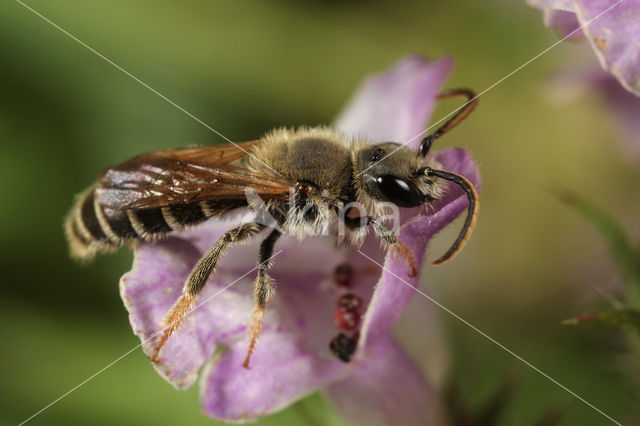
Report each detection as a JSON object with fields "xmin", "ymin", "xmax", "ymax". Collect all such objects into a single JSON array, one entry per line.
[
  {"xmin": 120, "ymin": 213, "xmax": 262, "ymax": 389},
  {"xmin": 574, "ymin": 0, "xmax": 640, "ymax": 96},
  {"xmin": 527, "ymin": 0, "xmax": 584, "ymax": 38},
  {"xmin": 121, "ymin": 212, "xmax": 382, "ymax": 399},
  {"xmin": 197, "ymin": 244, "xmax": 384, "ymax": 420},
  {"xmin": 335, "ymin": 56, "xmax": 452, "ymax": 148},
  {"xmin": 200, "ymin": 333, "xmax": 350, "ymax": 421},
  {"xmin": 546, "ymin": 9, "xmax": 583, "ymax": 38},
  {"xmin": 358, "ymin": 148, "xmax": 481, "ymax": 352},
  {"xmin": 325, "ymin": 335, "xmax": 441, "ymax": 426},
  {"xmin": 528, "ymin": 0, "xmax": 640, "ymax": 96}
]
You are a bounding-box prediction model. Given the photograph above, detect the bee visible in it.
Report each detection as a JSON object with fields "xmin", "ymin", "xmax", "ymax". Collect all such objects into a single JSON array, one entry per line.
[{"xmin": 65, "ymin": 88, "xmax": 479, "ymax": 367}]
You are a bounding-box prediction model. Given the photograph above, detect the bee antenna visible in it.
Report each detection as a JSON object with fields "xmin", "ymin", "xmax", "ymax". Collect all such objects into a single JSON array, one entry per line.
[
  {"xmin": 418, "ymin": 88, "xmax": 478, "ymax": 157},
  {"xmin": 423, "ymin": 167, "xmax": 478, "ymax": 265}
]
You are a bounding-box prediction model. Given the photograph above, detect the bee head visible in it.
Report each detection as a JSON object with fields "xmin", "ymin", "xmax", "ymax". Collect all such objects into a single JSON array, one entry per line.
[
  {"xmin": 354, "ymin": 142, "xmax": 479, "ymax": 265},
  {"xmin": 355, "ymin": 143, "xmax": 442, "ymax": 207}
]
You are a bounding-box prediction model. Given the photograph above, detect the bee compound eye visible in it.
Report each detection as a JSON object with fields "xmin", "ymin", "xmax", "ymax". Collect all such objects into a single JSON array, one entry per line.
[{"xmin": 375, "ymin": 175, "xmax": 424, "ymax": 207}]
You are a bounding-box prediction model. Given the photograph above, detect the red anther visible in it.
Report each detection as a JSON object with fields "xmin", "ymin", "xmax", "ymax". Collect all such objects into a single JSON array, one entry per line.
[
  {"xmin": 333, "ymin": 263, "xmax": 353, "ymax": 287},
  {"xmin": 336, "ymin": 293, "xmax": 362, "ymax": 311},
  {"xmin": 334, "ymin": 308, "xmax": 360, "ymax": 330}
]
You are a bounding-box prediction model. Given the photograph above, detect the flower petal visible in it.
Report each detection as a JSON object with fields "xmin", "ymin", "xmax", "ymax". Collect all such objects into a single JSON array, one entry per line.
[
  {"xmin": 335, "ymin": 55, "xmax": 453, "ymax": 148},
  {"xmin": 358, "ymin": 148, "xmax": 481, "ymax": 351},
  {"xmin": 526, "ymin": 0, "xmax": 583, "ymax": 38},
  {"xmin": 196, "ymin": 241, "xmax": 384, "ymax": 420},
  {"xmin": 120, "ymin": 212, "xmax": 260, "ymax": 389},
  {"xmin": 546, "ymin": 8, "xmax": 583, "ymax": 38},
  {"xmin": 121, "ymin": 211, "xmax": 382, "ymax": 396},
  {"xmin": 528, "ymin": 0, "xmax": 640, "ymax": 96},
  {"xmin": 200, "ymin": 332, "xmax": 350, "ymax": 422},
  {"xmin": 574, "ymin": 0, "xmax": 640, "ymax": 96},
  {"xmin": 325, "ymin": 335, "xmax": 442, "ymax": 426}
]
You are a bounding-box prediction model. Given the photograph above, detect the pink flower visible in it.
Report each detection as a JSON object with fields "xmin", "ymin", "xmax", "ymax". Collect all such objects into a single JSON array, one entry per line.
[
  {"xmin": 120, "ymin": 56, "xmax": 481, "ymax": 425},
  {"xmin": 527, "ymin": 0, "xmax": 640, "ymax": 96}
]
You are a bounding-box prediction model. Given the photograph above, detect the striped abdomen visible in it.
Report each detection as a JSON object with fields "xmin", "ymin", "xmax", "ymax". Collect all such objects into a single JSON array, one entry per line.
[{"xmin": 65, "ymin": 186, "xmax": 246, "ymax": 261}]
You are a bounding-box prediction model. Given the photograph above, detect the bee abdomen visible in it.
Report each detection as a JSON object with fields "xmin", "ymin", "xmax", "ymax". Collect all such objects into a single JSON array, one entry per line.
[
  {"xmin": 65, "ymin": 187, "xmax": 242, "ymax": 261},
  {"xmin": 65, "ymin": 186, "xmax": 119, "ymax": 261},
  {"xmin": 159, "ymin": 203, "xmax": 208, "ymax": 230},
  {"xmin": 133, "ymin": 201, "xmax": 246, "ymax": 235}
]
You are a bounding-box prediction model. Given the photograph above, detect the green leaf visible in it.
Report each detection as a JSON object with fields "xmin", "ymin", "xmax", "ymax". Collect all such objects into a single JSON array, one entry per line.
[{"xmin": 551, "ymin": 186, "xmax": 640, "ymax": 293}]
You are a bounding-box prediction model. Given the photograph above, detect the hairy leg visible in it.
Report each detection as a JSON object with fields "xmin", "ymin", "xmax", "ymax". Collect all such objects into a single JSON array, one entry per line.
[
  {"xmin": 151, "ymin": 222, "xmax": 265, "ymax": 362},
  {"xmin": 243, "ymin": 228, "xmax": 281, "ymax": 368},
  {"xmin": 343, "ymin": 214, "xmax": 417, "ymax": 277}
]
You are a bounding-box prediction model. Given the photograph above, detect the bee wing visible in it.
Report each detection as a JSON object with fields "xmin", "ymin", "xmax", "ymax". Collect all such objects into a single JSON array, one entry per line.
[
  {"xmin": 95, "ymin": 141, "xmax": 294, "ymax": 210},
  {"xmin": 96, "ymin": 140, "xmax": 262, "ymax": 180}
]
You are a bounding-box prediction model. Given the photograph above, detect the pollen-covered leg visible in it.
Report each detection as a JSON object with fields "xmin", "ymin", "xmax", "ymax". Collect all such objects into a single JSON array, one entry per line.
[
  {"xmin": 151, "ymin": 222, "xmax": 264, "ymax": 363},
  {"xmin": 243, "ymin": 229, "xmax": 281, "ymax": 369}
]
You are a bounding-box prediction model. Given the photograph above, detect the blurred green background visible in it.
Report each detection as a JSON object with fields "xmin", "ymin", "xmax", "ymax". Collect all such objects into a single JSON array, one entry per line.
[{"xmin": 1, "ymin": 1, "xmax": 639, "ymax": 425}]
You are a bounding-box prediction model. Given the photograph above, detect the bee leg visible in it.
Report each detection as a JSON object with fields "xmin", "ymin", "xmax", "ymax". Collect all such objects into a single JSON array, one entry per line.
[
  {"xmin": 343, "ymin": 213, "xmax": 417, "ymax": 277},
  {"xmin": 243, "ymin": 228, "xmax": 281, "ymax": 369},
  {"xmin": 366, "ymin": 217, "xmax": 418, "ymax": 277},
  {"xmin": 151, "ymin": 222, "xmax": 265, "ymax": 362}
]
